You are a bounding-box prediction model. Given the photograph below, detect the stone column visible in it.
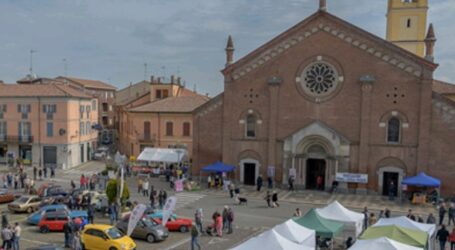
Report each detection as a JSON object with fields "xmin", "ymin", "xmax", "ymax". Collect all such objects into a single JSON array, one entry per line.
[
  {"xmin": 358, "ymin": 75, "xmax": 375, "ymax": 194},
  {"xmin": 267, "ymin": 76, "xmax": 281, "ymax": 181}
]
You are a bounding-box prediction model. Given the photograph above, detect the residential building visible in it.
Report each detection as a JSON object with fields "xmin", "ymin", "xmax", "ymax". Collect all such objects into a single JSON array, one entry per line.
[
  {"xmin": 0, "ymin": 83, "xmax": 98, "ymax": 169},
  {"xmin": 117, "ymin": 76, "xmax": 209, "ymax": 159},
  {"xmin": 193, "ymin": 0, "xmax": 455, "ymax": 195}
]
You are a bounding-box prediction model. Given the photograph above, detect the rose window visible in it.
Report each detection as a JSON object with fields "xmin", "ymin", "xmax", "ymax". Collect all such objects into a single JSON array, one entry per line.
[{"xmin": 302, "ymin": 62, "xmax": 338, "ymax": 95}]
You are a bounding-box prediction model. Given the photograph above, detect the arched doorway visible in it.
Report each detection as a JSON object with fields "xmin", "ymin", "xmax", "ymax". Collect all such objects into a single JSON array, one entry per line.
[
  {"xmin": 305, "ymin": 144, "xmax": 327, "ymax": 190},
  {"xmin": 240, "ymin": 158, "xmax": 260, "ymax": 186}
]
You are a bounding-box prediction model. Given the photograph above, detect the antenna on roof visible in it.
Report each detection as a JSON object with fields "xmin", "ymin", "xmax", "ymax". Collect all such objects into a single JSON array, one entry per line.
[
  {"xmin": 144, "ymin": 63, "xmax": 148, "ymax": 81},
  {"xmin": 29, "ymin": 49, "xmax": 37, "ymax": 76},
  {"xmin": 63, "ymin": 58, "xmax": 68, "ymax": 77}
]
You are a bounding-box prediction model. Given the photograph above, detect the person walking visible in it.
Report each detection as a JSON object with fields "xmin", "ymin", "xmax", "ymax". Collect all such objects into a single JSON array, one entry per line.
[
  {"xmin": 80, "ymin": 175, "xmax": 85, "ymax": 190},
  {"xmin": 272, "ymin": 191, "xmax": 279, "ymax": 207},
  {"xmin": 190, "ymin": 223, "xmax": 201, "ymax": 250},
  {"xmin": 368, "ymin": 213, "xmax": 377, "ymax": 227},
  {"xmin": 12, "ymin": 222, "xmax": 20, "ymax": 250},
  {"xmin": 316, "ymin": 175, "xmax": 323, "ymax": 190},
  {"xmin": 363, "ymin": 207, "xmax": 369, "ymax": 230},
  {"xmin": 256, "ymin": 175, "xmax": 263, "ymax": 192},
  {"xmin": 33, "ymin": 166, "xmax": 37, "ymax": 181},
  {"xmin": 109, "ymin": 203, "xmax": 117, "ymax": 225},
  {"xmin": 288, "ymin": 175, "xmax": 295, "ymax": 191},
  {"xmin": 143, "ymin": 179, "xmax": 149, "ymax": 197},
  {"xmin": 440, "ymin": 203, "xmax": 447, "ymax": 225},
  {"xmin": 227, "ymin": 207, "xmax": 234, "ymax": 234},
  {"xmin": 449, "ymin": 228, "xmax": 455, "ymax": 250},
  {"xmin": 43, "ymin": 167, "xmax": 47, "ymax": 179},
  {"xmin": 137, "ymin": 178, "xmax": 143, "ymax": 194},
  {"xmin": 1, "ymin": 226, "xmax": 12, "ymax": 250},
  {"xmin": 222, "ymin": 206, "xmax": 229, "ymax": 231},
  {"xmin": 264, "ymin": 191, "xmax": 272, "ymax": 208},
  {"xmin": 38, "ymin": 168, "xmax": 42, "ymax": 180},
  {"xmin": 72, "ymin": 231, "xmax": 82, "ymax": 250},
  {"xmin": 267, "ymin": 176, "xmax": 273, "ymax": 189},
  {"xmin": 2, "ymin": 212, "xmax": 9, "ymax": 229},
  {"xmin": 87, "ymin": 205, "xmax": 94, "ymax": 224},
  {"xmin": 84, "ymin": 176, "xmax": 89, "ymax": 190},
  {"xmin": 195, "ymin": 208, "xmax": 204, "ymax": 234},
  {"xmin": 293, "ymin": 208, "xmax": 302, "ymax": 217},
  {"xmin": 63, "ymin": 218, "xmax": 73, "ymax": 248},
  {"xmin": 207, "ymin": 175, "xmax": 212, "ymax": 189},
  {"xmin": 149, "ymin": 186, "xmax": 156, "ymax": 209},
  {"xmin": 215, "ymin": 212, "xmax": 223, "ymax": 237},
  {"xmin": 448, "ymin": 203, "xmax": 455, "ymax": 226},
  {"xmin": 13, "ymin": 174, "xmax": 18, "ymax": 190},
  {"xmin": 436, "ymin": 225, "xmax": 449, "ymax": 250},
  {"xmin": 229, "ymin": 182, "xmax": 235, "ymax": 199},
  {"xmin": 50, "ymin": 167, "xmax": 55, "ymax": 178},
  {"xmin": 388, "ymin": 181, "xmax": 395, "ymax": 201}
]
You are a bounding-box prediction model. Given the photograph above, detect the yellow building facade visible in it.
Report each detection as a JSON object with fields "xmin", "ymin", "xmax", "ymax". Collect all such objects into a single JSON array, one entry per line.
[{"xmin": 386, "ymin": 0, "xmax": 428, "ymax": 57}]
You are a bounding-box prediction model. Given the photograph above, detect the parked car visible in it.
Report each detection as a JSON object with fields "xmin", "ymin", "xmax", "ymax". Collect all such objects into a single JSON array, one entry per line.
[
  {"xmin": 116, "ymin": 215, "xmax": 168, "ymax": 243},
  {"xmin": 27, "ymin": 204, "xmax": 87, "ymax": 225},
  {"xmin": 146, "ymin": 210, "xmax": 177, "ymax": 220},
  {"xmin": 93, "ymin": 147, "xmax": 109, "ymax": 160},
  {"xmin": 37, "ymin": 184, "xmax": 68, "ymax": 198},
  {"xmin": 152, "ymin": 217, "xmax": 192, "ymax": 233},
  {"xmin": 94, "ymin": 193, "xmax": 109, "ymax": 212},
  {"xmin": 38, "ymin": 211, "xmax": 70, "ymax": 233},
  {"xmin": 8, "ymin": 195, "xmax": 42, "ymax": 213},
  {"xmin": 0, "ymin": 189, "xmax": 15, "ymax": 204},
  {"xmin": 81, "ymin": 224, "xmax": 136, "ymax": 250}
]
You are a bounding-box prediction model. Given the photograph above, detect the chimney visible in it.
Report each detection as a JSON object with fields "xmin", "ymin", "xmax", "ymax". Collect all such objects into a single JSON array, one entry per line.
[
  {"xmin": 150, "ymin": 75, "xmax": 155, "ymax": 84},
  {"xmin": 170, "ymin": 75, "xmax": 175, "ymax": 84},
  {"xmin": 157, "ymin": 77, "xmax": 161, "ymax": 84},
  {"xmin": 177, "ymin": 77, "xmax": 181, "ymax": 85}
]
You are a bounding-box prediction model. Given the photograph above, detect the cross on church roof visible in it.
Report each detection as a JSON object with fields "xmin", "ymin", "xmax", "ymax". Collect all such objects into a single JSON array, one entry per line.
[{"xmin": 319, "ymin": 0, "xmax": 327, "ymax": 12}]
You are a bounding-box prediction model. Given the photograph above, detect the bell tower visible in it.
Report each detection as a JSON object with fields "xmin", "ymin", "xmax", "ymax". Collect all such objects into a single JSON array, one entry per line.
[{"xmin": 386, "ymin": 0, "xmax": 428, "ymax": 57}]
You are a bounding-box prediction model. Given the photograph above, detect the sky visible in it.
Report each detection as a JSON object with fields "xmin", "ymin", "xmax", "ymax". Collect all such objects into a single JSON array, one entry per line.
[{"xmin": 0, "ymin": 0, "xmax": 454, "ymax": 96}]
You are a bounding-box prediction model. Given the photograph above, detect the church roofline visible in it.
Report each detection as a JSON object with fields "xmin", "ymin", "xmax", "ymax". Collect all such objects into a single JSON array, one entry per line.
[{"xmin": 222, "ymin": 10, "xmax": 438, "ymax": 79}]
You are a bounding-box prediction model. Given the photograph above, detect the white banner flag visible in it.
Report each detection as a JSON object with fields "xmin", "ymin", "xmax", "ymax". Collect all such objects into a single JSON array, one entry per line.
[
  {"xmin": 127, "ymin": 204, "xmax": 147, "ymax": 236},
  {"xmin": 162, "ymin": 196, "xmax": 177, "ymax": 226}
]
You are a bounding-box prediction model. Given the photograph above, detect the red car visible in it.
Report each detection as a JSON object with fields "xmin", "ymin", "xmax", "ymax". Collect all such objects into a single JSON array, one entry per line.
[
  {"xmin": 152, "ymin": 217, "xmax": 192, "ymax": 233},
  {"xmin": 38, "ymin": 212, "xmax": 70, "ymax": 233}
]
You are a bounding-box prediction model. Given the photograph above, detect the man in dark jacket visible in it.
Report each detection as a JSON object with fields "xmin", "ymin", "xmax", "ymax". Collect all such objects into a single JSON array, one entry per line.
[
  {"xmin": 87, "ymin": 205, "xmax": 95, "ymax": 224},
  {"xmin": 63, "ymin": 219, "xmax": 73, "ymax": 248},
  {"xmin": 256, "ymin": 175, "xmax": 263, "ymax": 192},
  {"xmin": 227, "ymin": 208, "xmax": 234, "ymax": 234},
  {"xmin": 436, "ymin": 224, "xmax": 449, "ymax": 250},
  {"xmin": 439, "ymin": 203, "xmax": 447, "ymax": 225},
  {"xmin": 448, "ymin": 204, "xmax": 455, "ymax": 226}
]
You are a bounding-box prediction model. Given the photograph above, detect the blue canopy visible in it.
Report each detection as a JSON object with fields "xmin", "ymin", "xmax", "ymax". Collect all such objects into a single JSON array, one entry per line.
[
  {"xmin": 402, "ymin": 172, "xmax": 441, "ymax": 187},
  {"xmin": 202, "ymin": 161, "xmax": 236, "ymax": 173}
]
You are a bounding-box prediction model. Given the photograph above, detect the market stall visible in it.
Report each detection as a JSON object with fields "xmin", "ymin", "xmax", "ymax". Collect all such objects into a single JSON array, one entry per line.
[
  {"xmin": 401, "ymin": 172, "xmax": 441, "ymax": 204},
  {"xmin": 316, "ymin": 200, "xmax": 364, "ymax": 237},
  {"xmin": 360, "ymin": 225, "xmax": 428, "ymax": 249},
  {"xmin": 230, "ymin": 229, "xmax": 311, "ymax": 250},
  {"xmin": 350, "ymin": 237, "xmax": 423, "ymax": 250},
  {"xmin": 137, "ymin": 147, "xmax": 187, "ymax": 163},
  {"xmin": 272, "ymin": 219, "xmax": 316, "ymax": 248}
]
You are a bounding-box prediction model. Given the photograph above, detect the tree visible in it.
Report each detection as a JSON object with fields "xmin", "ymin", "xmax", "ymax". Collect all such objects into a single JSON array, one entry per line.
[{"xmin": 105, "ymin": 179, "xmax": 129, "ymax": 204}]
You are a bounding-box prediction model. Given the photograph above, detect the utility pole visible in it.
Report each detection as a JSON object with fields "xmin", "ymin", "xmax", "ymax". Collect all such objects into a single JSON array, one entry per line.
[{"xmin": 29, "ymin": 50, "xmax": 36, "ymax": 76}]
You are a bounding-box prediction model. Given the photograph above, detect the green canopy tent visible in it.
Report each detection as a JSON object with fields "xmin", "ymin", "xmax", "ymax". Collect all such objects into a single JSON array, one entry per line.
[
  {"xmin": 360, "ymin": 225, "xmax": 428, "ymax": 249},
  {"xmin": 293, "ymin": 208, "xmax": 344, "ymax": 238}
]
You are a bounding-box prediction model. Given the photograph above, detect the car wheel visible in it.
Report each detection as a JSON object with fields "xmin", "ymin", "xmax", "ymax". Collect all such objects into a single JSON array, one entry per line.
[
  {"xmin": 179, "ymin": 226, "xmax": 188, "ymax": 233},
  {"xmin": 146, "ymin": 234, "xmax": 156, "ymax": 243},
  {"xmin": 39, "ymin": 226, "xmax": 49, "ymax": 233},
  {"xmin": 109, "ymin": 247, "xmax": 117, "ymax": 250},
  {"xmin": 26, "ymin": 207, "xmax": 33, "ymax": 213}
]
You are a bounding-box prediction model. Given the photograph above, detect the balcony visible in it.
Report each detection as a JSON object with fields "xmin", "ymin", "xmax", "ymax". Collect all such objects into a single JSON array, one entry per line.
[
  {"xmin": 0, "ymin": 135, "xmax": 34, "ymax": 143},
  {"xmin": 139, "ymin": 134, "xmax": 156, "ymax": 143}
]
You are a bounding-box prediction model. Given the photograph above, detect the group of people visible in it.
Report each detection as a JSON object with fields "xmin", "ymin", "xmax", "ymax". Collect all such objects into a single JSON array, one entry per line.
[
  {"xmin": 63, "ymin": 216, "xmax": 88, "ymax": 250},
  {"xmin": 32, "ymin": 165, "xmax": 55, "ymax": 181},
  {"xmin": 78, "ymin": 174, "xmax": 102, "ymax": 191},
  {"xmin": 1, "ymin": 222, "xmax": 21, "ymax": 250},
  {"xmin": 207, "ymin": 174, "xmax": 225, "ymax": 189},
  {"xmin": 1, "ymin": 171, "xmax": 36, "ymax": 195},
  {"xmin": 264, "ymin": 190, "xmax": 280, "ymax": 208},
  {"xmin": 137, "ymin": 179, "xmax": 168, "ymax": 210}
]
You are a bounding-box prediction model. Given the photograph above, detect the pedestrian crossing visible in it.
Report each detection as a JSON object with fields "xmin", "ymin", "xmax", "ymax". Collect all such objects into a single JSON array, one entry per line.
[
  {"xmin": 202, "ymin": 187, "xmax": 290, "ymax": 200},
  {"xmin": 173, "ymin": 192, "xmax": 206, "ymax": 210}
]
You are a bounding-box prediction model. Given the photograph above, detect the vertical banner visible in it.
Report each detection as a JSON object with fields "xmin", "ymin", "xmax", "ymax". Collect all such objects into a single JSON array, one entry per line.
[
  {"xmin": 267, "ymin": 166, "xmax": 275, "ymax": 177},
  {"xmin": 175, "ymin": 180, "xmax": 184, "ymax": 192},
  {"xmin": 161, "ymin": 196, "xmax": 177, "ymax": 226},
  {"xmin": 119, "ymin": 166, "xmax": 124, "ymax": 199},
  {"xmin": 127, "ymin": 204, "xmax": 147, "ymax": 236}
]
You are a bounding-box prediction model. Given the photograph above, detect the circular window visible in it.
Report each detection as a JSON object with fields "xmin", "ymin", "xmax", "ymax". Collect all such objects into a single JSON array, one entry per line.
[{"xmin": 302, "ymin": 62, "xmax": 338, "ymax": 96}]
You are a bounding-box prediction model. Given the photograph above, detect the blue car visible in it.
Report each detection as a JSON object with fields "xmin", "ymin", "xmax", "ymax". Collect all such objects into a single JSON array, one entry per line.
[
  {"xmin": 146, "ymin": 210, "xmax": 177, "ymax": 220},
  {"xmin": 26, "ymin": 204, "xmax": 87, "ymax": 225}
]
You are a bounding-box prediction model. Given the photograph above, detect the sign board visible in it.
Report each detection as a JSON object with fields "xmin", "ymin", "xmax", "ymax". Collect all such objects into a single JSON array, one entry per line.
[
  {"xmin": 336, "ymin": 172, "xmax": 368, "ymax": 184},
  {"xmin": 267, "ymin": 166, "xmax": 275, "ymax": 177},
  {"xmin": 162, "ymin": 196, "xmax": 177, "ymax": 226},
  {"xmin": 175, "ymin": 180, "xmax": 184, "ymax": 192}
]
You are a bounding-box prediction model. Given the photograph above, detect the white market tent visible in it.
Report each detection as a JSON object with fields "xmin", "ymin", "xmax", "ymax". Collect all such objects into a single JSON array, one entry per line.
[
  {"xmin": 349, "ymin": 237, "xmax": 423, "ymax": 250},
  {"xmin": 315, "ymin": 200, "xmax": 364, "ymax": 237},
  {"xmin": 373, "ymin": 216, "xmax": 436, "ymax": 249},
  {"xmin": 137, "ymin": 147, "xmax": 187, "ymax": 163},
  {"xmin": 273, "ymin": 219, "xmax": 316, "ymax": 248},
  {"xmin": 230, "ymin": 229, "xmax": 313, "ymax": 250}
]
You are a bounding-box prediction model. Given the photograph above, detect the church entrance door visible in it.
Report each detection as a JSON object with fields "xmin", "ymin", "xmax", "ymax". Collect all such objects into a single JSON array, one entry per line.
[
  {"xmin": 306, "ymin": 159, "xmax": 326, "ymax": 190},
  {"xmin": 244, "ymin": 163, "xmax": 256, "ymax": 186},
  {"xmin": 382, "ymin": 172, "xmax": 398, "ymax": 196}
]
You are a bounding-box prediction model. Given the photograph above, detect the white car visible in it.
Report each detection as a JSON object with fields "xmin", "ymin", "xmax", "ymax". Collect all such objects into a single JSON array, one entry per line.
[{"xmin": 93, "ymin": 147, "xmax": 109, "ymax": 160}]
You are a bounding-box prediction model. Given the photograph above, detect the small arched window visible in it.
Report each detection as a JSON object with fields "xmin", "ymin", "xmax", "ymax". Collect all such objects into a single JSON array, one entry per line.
[
  {"xmin": 387, "ymin": 117, "xmax": 400, "ymax": 143},
  {"xmin": 245, "ymin": 115, "xmax": 256, "ymax": 138}
]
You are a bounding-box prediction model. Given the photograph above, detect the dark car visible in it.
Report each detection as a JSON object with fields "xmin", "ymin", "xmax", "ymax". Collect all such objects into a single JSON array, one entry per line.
[{"xmin": 116, "ymin": 216, "xmax": 168, "ymax": 243}]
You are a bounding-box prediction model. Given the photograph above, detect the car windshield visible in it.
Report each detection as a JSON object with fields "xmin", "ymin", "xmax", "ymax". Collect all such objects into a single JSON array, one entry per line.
[
  {"xmin": 106, "ymin": 227, "xmax": 124, "ymax": 240},
  {"xmin": 17, "ymin": 197, "xmax": 29, "ymax": 203},
  {"xmin": 142, "ymin": 218, "xmax": 157, "ymax": 227}
]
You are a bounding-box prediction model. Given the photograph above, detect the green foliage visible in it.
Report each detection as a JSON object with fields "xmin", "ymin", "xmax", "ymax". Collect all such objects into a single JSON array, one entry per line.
[{"xmin": 105, "ymin": 179, "xmax": 130, "ymax": 204}]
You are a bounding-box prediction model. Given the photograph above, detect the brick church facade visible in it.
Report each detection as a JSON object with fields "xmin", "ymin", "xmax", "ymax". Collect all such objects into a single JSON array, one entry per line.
[{"xmin": 192, "ymin": 1, "xmax": 455, "ymax": 195}]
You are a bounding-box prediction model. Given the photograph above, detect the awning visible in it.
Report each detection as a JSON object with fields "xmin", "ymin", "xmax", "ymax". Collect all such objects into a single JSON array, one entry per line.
[
  {"xmin": 201, "ymin": 161, "xmax": 236, "ymax": 173},
  {"xmin": 272, "ymin": 219, "xmax": 315, "ymax": 248},
  {"xmin": 293, "ymin": 208, "xmax": 344, "ymax": 238},
  {"xmin": 230, "ymin": 229, "xmax": 312, "ymax": 250},
  {"xmin": 360, "ymin": 225, "xmax": 428, "ymax": 249},
  {"xmin": 315, "ymin": 201, "xmax": 364, "ymax": 236},
  {"xmin": 402, "ymin": 172, "xmax": 441, "ymax": 187},
  {"xmin": 350, "ymin": 237, "xmax": 423, "ymax": 250},
  {"xmin": 137, "ymin": 147, "xmax": 187, "ymax": 163}
]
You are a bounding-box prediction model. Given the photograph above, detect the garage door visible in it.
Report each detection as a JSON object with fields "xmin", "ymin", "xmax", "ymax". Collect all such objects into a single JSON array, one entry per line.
[{"xmin": 43, "ymin": 146, "xmax": 57, "ymax": 168}]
